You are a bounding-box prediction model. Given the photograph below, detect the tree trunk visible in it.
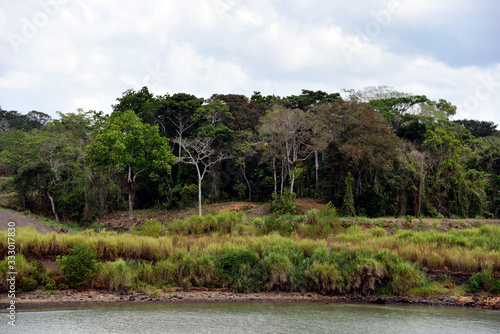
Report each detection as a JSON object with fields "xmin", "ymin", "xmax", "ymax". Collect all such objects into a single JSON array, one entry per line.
[
  {"xmin": 315, "ymin": 150, "xmax": 320, "ymax": 193},
  {"xmin": 127, "ymin": 165, "xmax": 134, "ymax": 234},
  {"xmin": 280, "ymin": 159, "xmax": 285, "ymax": 195},
  {"xmin": 241, "ymin": 165, "xmax": 252, "ymax": 202},
  {"xmin": 272, "ymin": 156, "xmax": 277, "ymax": 194},
  {"xmin": 418, "ymin": 174, "xmax": 424, "ymax": 217},
  {"xmin": 128, "ymin": 183, "xmax": 134, "ymax": 234},
  {"xmin": 198, "ymin": 178, "xmax": 202, "ymax": 217},
  {"xmin": 47, "ymin": 189, "xmax": 59, "ymax": 222}
]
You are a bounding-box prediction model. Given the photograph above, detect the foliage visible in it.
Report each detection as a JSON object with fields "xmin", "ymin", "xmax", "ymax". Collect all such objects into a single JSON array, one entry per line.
[
  {"xmin": 342, "ymin": 172, "xmax": 355, "ymax": 217},
  {"xmin": 1, "ymin": 86, "xmax": 499, "ymax": 222},
  {"xmin": 270, "ymin": 189, "xmax": 298, "ymax": 215},
  {"xmin": 468, "ymin": 265, "xmax": 500, "ymax": 294},
  {"xmin": 140, "ymin": 220, "xmax": 164, "ymax": 238},
  {"xmin": 56, "ymin": 245, "xmax": 98, "ymax": 288},
  {"xmin": 96, "ymin": 259, "xmax": 135, "ymax": 291}
]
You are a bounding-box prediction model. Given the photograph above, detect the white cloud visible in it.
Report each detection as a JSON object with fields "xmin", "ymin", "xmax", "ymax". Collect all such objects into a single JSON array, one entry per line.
[{"xmin": 0, "ymin": 0, "xmax": 498, "ymax": 127}]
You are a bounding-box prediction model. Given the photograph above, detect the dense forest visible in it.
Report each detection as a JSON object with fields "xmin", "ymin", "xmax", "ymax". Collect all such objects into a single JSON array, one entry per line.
[{"xmin": 1, "ymin": 86, "xmax": 499, "ymax": 225}]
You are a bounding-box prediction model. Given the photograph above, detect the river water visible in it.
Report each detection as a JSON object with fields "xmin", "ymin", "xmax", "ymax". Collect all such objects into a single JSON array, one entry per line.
[{"xmin": 2, "ymin": 302, "xmax": 499, "ymax": 334}]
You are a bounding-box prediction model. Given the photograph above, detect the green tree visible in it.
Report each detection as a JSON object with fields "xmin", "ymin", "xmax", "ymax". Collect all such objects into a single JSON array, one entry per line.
[
  {"xmin": 85, "ymin": 110, "xmax": 175, "ymax": 233},
  {"xmin": 12, "ymin": 162, "xmax": 59, "ymax": 220},
  {"xmin": 453, "ymin": 119, "xmax": 498, "ymax": 138},
  {"xmin": 284, "ymin": 89, "xmax": 341, "ymax": 111},
  {"xmin": 158, "ymin": 93, "xmax": 204, "ymax": 163},
  {"xmin": 113, "ymin": 87, "xmax": 160, "ymax": 128},
  {"xmin": 343, "ymin": 172, "xmax": 355, "ymax": 217}
]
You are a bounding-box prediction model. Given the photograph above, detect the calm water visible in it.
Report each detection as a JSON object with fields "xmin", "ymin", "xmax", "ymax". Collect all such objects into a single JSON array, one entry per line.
[{"xmin": 1, "ymin": 302, "xmax": 499, "ymax": 334}]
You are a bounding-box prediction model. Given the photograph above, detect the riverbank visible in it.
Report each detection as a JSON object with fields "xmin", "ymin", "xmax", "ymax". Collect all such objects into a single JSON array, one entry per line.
[{"xmin": 2, "ymin": 289, "xmax": 499, "ymax": 310}]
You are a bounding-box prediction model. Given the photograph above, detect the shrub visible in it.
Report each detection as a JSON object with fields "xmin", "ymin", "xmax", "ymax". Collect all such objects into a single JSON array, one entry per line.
[
  {"xmin": 0, "ymin": 255, "xmax": 40, "ymax": 293},
  {"xmin": 270, "ymin": 189, "xmax": 297, "ymax": 215},
  {"xmin": 388, "ymin": 261, "xmax": 424, "ymax": 295},
  {"xmin": 56, "ymin": 245, "xmax": 98, "ymax": 288},
  {"xmin": 20, "ymin": 277, "xmax": 38, "ymax": 292},
  {"xmin": 262, "ymin": 214, "xmax": 294, "ymax": 235},
  {"xmin": 468, "ymin": 266, "xmax": 500, "ymax": 294},
  {"xmin": 96, "ymin": 258, "xmax": 135, "ymax": 291},
  {"xmin": 261, "ymin": 251, "xmax": 292, "ymax": 291},
  {"xmin": 215, "ymin": 249, "xmax": 264, "ymax": 292},
  {"xmin": 44, "ymin": 278, "xmax": 57, "ymax": 291},
  {"xmin": 141, "ymin": 220, "xmax": 164, "ymax": 238},
  {"xmin": 370, "ymin": 227, "xmax": 386, "ymax": 237},
  {"xmin": 306, "ymin": 262, "xmax": 340, "ymax": 295}
]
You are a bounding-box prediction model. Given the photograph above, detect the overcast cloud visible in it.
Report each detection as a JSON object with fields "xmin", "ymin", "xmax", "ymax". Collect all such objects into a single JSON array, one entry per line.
[{"xmin": 1, "ymin": 0, "xmax": 499, "ymax": 126}]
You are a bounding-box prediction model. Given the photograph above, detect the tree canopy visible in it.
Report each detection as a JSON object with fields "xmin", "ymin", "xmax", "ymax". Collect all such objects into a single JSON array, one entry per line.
[{"xmin": 1, "ymin": 85, "xmax": 498, "ymax": 228}]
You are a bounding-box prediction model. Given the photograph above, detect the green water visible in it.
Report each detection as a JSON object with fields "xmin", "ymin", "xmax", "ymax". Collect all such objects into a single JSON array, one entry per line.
[{"xmin": 1, "ymin": 302, "xmax": 499, "ymax": 334}]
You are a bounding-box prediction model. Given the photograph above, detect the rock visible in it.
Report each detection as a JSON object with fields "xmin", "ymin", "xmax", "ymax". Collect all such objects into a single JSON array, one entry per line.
[
  {"xmin": 370, "ymin": 298, "xmax": 386, "ymax": 305},
  {"xmin": 129, "ymin": 295, "xmax": 135, "ymax": 301}
]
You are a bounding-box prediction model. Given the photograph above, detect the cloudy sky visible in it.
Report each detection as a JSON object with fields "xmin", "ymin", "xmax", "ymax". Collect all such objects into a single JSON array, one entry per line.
[{"xmin": 1, "ymin": 0, "xmax": 499, "ymax": 126}]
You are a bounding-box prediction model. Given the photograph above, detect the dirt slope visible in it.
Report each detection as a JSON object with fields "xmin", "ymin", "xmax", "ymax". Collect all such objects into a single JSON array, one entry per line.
[{"xmin": 0, "ymin": 210, "xmax": 60, "ymax": 233}]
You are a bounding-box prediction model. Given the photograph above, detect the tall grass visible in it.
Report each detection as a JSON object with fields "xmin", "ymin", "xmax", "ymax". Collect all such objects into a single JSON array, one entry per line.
[{"xmin": 2, "ymin": 210, "xmax": 499, "ymax": 295}]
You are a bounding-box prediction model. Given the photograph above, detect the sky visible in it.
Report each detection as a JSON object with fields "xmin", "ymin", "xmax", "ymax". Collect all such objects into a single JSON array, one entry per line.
[{"xmin": 1, "ymin": 0, "xmax": 499, "ymax": 126}]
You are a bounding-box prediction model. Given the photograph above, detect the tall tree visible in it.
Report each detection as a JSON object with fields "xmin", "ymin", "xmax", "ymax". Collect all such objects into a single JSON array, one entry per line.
[
  {"xmin": 176, "ymin": 137, "xmax": 231, "ymax": 216},
  {"xmin": 158, "ymin": 93, "xmax": 204, "ymax": 165},
  {"xmin": 27, "ymin": 110, "xmax": 52, "ymax": 129},
  {"xmin": 113, "ymin": 87, "xmax": 160, "ymax": 128},
  {"xmin": 85, "ymin": 110, "xmax": 175, "ymax": 233},
  {"xmin": 258, "ymin": 106, "xmax": 312, "ymax": 194},
  {"xmin": 453, "ymin": 119, "xmax": 498, "ymax": 138},
  {"xmin": 284, "ymin": 89, "xmax": 341, "ymax": 111}
]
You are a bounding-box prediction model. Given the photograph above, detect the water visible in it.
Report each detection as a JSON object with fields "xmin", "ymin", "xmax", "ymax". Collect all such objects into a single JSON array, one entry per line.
[{"xmin": 1, "ymin": 302, "xmax": 499, "ymax": 334}]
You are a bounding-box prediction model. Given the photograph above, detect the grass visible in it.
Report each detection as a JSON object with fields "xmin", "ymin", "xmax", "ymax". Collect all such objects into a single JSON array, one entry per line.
[{"xmin": 1, "ymin": 204, "xmax": 499, "ymax": 297}]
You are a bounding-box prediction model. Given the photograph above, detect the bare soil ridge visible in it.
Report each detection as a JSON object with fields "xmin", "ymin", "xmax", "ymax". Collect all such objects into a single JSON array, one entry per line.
[{"xmin": 1, "ymin": 289, "xmax": 499, "ymax": 310}]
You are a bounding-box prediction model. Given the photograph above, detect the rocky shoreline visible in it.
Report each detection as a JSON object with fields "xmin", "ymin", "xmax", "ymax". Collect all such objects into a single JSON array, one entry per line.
[{"xmin": 2, "ymin": 289, "xmax": 499, "ymax": 310}]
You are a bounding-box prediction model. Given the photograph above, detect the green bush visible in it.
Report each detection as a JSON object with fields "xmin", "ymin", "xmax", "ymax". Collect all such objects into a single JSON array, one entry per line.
[
  {"xmin": 0, "ymin": 255, "xmax": 42, "ymax": 293},
  {"xmin": 262, "ymin": 214, "xmax": 294, "ymax": 235},
  {"xmin": 215, "ymin": 249, "xmax": 264, "ymax": 292},
  {"xmin": 19, "ymin": 277, "xmax": 38, "ymax": 292},
  {"xmin": 262, "ymin": 251, "xmax": 292, "ymax": 291},
  {"xmin": 56, "ymin": 245, "xmax": 98, "ymax": 288},
  {"xmin": 306, "ymin": 262, "xmax": 340, "ymax": 295},
  {"xmin": 180, "ymin": 184, "xmax": 198, "ymax": 207},
  {"xmin": 44, "ymin": 278, "xmax": 57, "ymax": 291},
  {"xmin": 140, "ymin": 220, "xmax": 164, "ymax": 238},
  {"xmin": 270, "ymin": 190, "xmax": 297, "ymax": 215},
  {"xmin": 468, "ymin": 266, "xmax": 500, "ymax": 294},
  {"xmin": 96, "ymin": 258, "xmax": 135, "ymax": 291},
  {"xmin": 388, "ymin": 261, "xmax": 424, "ymax": 295}
]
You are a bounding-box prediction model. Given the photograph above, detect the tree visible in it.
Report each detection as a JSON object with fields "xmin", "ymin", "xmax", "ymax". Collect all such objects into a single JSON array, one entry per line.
[
  {"xmin": 343, "ymin": 172, "xmax": 355, "ymax": 216},
  {"xmin": 453, "ymin": 119, "xmax": 498, "ymax": 138},
  {"xmin": 176, "ymin": 137, "xmax": 231, "ymax": 216},
  {"xmin": 85, "ymin": 110, "xmax": 175, "ymax": 233},
  {"xmin": 112, "ymin": 87, "xmax": 160, "ymax": 128},
  {"xmin": 207, "ymin": 94, "xmax": 266, "ymax": 131},
  {"xmin": 258, "ymin": 106, "xmax": 313, "ymax": 194},
  {"xmin": 0, "ymin": 107, "xmax": 38, "ymax": 132},
  {"xmin": 284, "ymin": 89, "xmax": 341, "ymax": 111},
  {"xmin": 12, "ymin": 162, "xmax": 59, "ymax": 221},
  {"xmin": 27, "ymin": 110, "xmax": 52, "ymax": 129},
  {"xmin": 158, "ymin": 93, "xmax": 204, "ymax": 164}
]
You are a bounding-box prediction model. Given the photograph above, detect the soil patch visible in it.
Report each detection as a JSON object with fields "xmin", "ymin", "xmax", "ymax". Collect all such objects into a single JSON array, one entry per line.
[
  {"xmin": 2, "ymin": 289, "xmax": 498, "ymax": 310},
  {"xmin": 0, "ymin": 210, "xmax": 61, "ymax": 233}
]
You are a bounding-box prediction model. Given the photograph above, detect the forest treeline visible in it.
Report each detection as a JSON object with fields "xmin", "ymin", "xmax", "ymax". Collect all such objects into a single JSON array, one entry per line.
[{"xmin": 1, "ymin": 86, "xmax": 499, "ymax": 224}]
